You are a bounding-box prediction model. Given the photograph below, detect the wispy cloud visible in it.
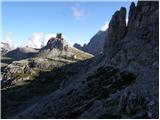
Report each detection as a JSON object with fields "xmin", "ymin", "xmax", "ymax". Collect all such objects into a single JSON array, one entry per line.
[
  {"xmin": 26, "ymin": 32, "xmax": 43, "ymax": 48},
  {"xmin": 26, "ymin": 32, "xmax": 69, "ymax": 48},
  {"xmin": 71, "ymin": 4, "xmax": 86, "ymax": 21}
]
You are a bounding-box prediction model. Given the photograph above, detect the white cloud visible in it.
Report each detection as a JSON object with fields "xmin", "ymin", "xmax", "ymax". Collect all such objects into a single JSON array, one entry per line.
[
  {"xmin": 71, "ymin": 6, "xmax": 85, "ymax": 21},
  {"xmin": 26, "ymin": 32, "xmax": 43, "ymax": 48},
  {"xmin": 26, "ymin": 32, "xmax": 65, "ymax": 48},
  {"xmin": 2, "ymin": 32, "xmax": 15, "ymax": 48},
  {"xmin": 101, "ymin": 21, "xmax": 109, "ymax": 31}
]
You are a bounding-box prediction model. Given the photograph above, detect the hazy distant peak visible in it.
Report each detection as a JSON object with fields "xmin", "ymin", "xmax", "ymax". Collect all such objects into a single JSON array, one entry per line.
[{"xmin": 0, "ymin": 42, "xmax": 15, "ymax": 55}]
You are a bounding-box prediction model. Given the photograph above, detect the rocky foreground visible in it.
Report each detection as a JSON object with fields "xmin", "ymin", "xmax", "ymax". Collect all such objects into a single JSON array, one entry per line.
[{"xmin": 1, "ymin": 1, "xmax": 159, "ymax": 119}]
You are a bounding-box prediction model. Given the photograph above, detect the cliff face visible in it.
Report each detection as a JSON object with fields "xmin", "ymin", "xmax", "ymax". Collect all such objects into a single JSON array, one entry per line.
[
  {"xmin": 83, "ymin": 30, "xmax": 107, "ymax": 55},
  {"xmin": 103, "ymin": 1, "xmax": 159, "ymax": 118},
  {"xmin": 103, "ymin": 1, "xmax": 159, "ymax": 72},
  {"xmin": 103, "ymin": 7, "xmax": 126, "ymax": 56},
  {"xmin": 73, "ymin": 30, "xmax": 107, "ymax": 55}
]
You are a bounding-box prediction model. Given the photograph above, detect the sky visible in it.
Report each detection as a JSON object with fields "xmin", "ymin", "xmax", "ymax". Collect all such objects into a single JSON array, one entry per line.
[{"xmin": 1, "ymin": 1, "xmax": 135, "ymax": 48}]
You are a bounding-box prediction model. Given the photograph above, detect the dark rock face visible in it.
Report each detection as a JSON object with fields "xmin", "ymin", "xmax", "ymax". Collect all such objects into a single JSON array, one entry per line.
[
  {"xmin": 103, "ymin": 1, "xmax": 159, "ymax": 71},
  {"xmin": 103, "ymin": 1, "xmax": 159, "ymax": 118},
  {"xmin": 83, "ymin": 31, "xmax": 107, "ymax": 55},
  {"xmin": 103, "ymin": 7, "xmax": 127, "ymax": 57},
  {"xmin": 74, "ymin": 30, "xmax": 107, "ymax": 55},
  {"xmin": 117, "ymin": 89, "xmax": 148, "ymax": 118},
  {"xmin": 56, "ymin": 33, "xmax": 62, "ymax": 39}
]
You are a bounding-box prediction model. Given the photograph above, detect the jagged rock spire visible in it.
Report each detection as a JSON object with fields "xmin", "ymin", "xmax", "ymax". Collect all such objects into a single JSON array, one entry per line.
[
  {"xmin": 103, "ymin": 7, "xmax": 127, "ymax": 55},
  {"xmin": 56, "ymin": 33, "xmax": 62, "ymax": 39}
]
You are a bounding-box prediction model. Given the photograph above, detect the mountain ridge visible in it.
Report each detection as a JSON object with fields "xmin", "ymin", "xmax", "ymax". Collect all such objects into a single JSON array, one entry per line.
[{"xmin": 74, "ymin": 30, "xmax": 107, "ymax": 55}]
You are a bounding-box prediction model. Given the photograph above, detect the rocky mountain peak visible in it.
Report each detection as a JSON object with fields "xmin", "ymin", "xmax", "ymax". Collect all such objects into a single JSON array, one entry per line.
[
  {"xmin": 45, "ymin": 33, "xmax": 68, "ymax": 50},
  {"xmin": 56, "ymin": 33, "xmax": 63, "ymax": 39},
  {"xmin": 103, "ymin": 6, "xmax": 126, "ymax": 56}
]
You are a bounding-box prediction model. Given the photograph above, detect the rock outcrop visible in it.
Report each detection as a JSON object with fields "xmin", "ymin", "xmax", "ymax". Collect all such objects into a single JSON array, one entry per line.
[
  {"xmin": 103, "ymin": 7, "xmax": 127, "ymax": 57},
  {"xmin": 103, "ymin": 1, "xmax": 159, "ymax": 118},
  {"xmin": 38, "ymin": 33, "xmax": 93, "ymax": 60},
  {"xmin": 44, "ymin": 33, "xmax": 68, "ymax": 50},
  {"xmin": 103, "ymin": 2, "xmax": 158, "ymax": 71}
]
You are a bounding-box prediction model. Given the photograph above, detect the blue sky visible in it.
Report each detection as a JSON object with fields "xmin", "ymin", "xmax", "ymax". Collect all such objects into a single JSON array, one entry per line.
[{"xmin": 1, "ymin": 1, "xmax": 135, "ymax": 48}]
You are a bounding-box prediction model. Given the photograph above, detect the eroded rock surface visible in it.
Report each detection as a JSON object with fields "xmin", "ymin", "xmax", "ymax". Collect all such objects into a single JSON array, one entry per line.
[{"xmin": 103, "ymin": 1, "xmax": 159, "ymax": 118}]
